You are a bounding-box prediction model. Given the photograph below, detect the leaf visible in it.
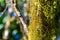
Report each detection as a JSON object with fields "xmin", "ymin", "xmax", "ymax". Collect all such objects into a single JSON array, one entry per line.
[{"xmin": 0, "ymin": 0, "xmax": 4, "ymax": 2}]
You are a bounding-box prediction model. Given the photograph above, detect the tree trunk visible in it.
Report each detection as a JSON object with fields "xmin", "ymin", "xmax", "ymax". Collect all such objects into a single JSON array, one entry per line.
[
  {"xmin": 28, "ymin": 0, "xmax": 45, "ymax": 40},
  {"xmin": 28, "ymin": 0, "xmax": 57, "ymax": 40}
]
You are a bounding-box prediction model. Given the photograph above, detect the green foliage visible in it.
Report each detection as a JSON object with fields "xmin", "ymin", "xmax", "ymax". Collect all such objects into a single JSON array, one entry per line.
[
  {"xmin": 10, "ymin": 19, "xmax": 18, "ymax": 30},
  {"xmin": 16, "ymin": 0, "xmax": 23, "ymax": 12},
  {"xmin": 17, "ymin": 0, "xmax": 23, "ymax": 4},
  {"xmin": 0, "ymin": 13, "xmax": 6, "ymax": 24},
  {"xmin": 0, "ymin": 0, "xmax": 4, "ymax": 2},
  {"xmin": 0, "ymin": 0, "xmax": 6, "ymax": 12}
]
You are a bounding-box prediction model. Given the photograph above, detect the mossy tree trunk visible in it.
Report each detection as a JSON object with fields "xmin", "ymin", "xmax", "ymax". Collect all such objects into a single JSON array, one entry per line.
[
  {"xmin": 28, "ymin": 0, "xmax": 57, "ymax": 40},
  {"xmin": 28, "ymin": 0, "xmax": 45, "ymax": 40}
]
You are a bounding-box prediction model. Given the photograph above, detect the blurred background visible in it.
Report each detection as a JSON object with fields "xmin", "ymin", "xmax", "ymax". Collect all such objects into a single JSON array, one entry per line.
[{"xmin": 0, "ymin": 0, "xmax": 29, "ymax": 40}]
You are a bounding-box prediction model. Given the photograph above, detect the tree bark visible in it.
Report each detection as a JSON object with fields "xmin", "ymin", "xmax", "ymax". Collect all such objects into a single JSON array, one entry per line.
[{"xmin": 28, "ymin": 0, "xmax": 57, "ymax": 40}]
